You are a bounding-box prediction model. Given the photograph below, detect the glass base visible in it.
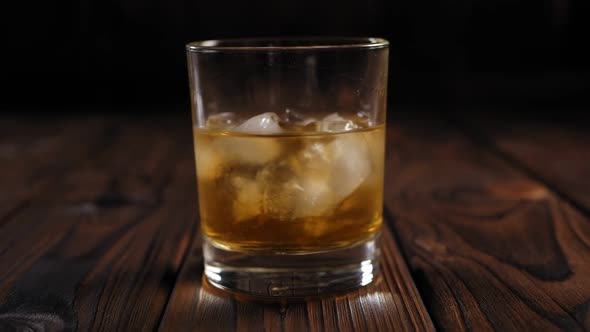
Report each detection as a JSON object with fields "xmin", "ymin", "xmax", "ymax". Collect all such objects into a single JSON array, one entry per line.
[{"xmin": 203, "ymin": 233, "xmax": 380, "ymax": 298}]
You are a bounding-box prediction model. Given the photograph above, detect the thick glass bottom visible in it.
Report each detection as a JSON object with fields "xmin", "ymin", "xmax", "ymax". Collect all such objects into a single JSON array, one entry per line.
[{"xmin": 203, "ymin": 233, "xmax": 380, "ymax": 298}]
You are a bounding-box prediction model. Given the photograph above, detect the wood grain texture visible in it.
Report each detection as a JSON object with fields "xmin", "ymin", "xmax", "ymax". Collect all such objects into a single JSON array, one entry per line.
[
  {"xmin": 457, "ymin": 112, "xmax": 590, "ymax": 212},
  {"xmin": 0, "ymin": 114, "xmax": 197, "ymax": 331},
  {"xmin": 158, "ymin": 222, "xmax": 435, "ymax": 332},
  {"xmin": 384, "ymin": 114, "xmax": 590, "ymax": 331},
  {"xmin": 6, "ymin": 111, "xmax": 587, "ymax": 331}
]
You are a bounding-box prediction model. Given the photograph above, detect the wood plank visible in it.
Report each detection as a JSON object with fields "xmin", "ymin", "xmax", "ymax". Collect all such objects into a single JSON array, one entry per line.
[
  {"xmin": 159, "ymin": 218, "xmax": 434, "ymax": 331},
  {"xmin": 455, "ymin": 112, "xmax": 590, "ymax": 212},
  {"xmin": 384, "ymin": 114, "xmax": 590, "ymax": 331},
  {"xmin": 0, "ymin": 115, "xmax": 174, "ymax": 294},
  {"xmin": 0, "ymin": 113, "xmax": 198, "ymax": 331}
]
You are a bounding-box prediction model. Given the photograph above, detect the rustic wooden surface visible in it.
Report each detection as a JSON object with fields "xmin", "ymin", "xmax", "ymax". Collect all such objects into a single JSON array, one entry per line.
[
  {"xmin": 1, "ymin": 111, "xmax": 589, "ymax": 331},
  {"xmin": 0, "ymin": 115, "xmax": 198, "ymax": 331},
  {"xmin": 457, "ymin": 112, "xmax": 590, "ymax": 213},
  {"xmin": 386, "ymin": 113, "xmax": 590, "ymax": 331}
]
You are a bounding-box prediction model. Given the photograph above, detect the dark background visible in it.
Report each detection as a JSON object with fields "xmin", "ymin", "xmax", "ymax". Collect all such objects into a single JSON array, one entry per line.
[{"xmin": 2, "ymin": 0, "xmax": 589, "ymax": 114}]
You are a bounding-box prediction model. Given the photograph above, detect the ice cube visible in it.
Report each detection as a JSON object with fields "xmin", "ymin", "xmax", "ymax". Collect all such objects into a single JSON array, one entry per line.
[
  {"xmin": 257, "ymin": 157, "xmax": 333, "ymax": 220},
  {"xmin": 206, "ymin": 112, "xmax": 238, "ymax": 130},
  {"xmin": 257, "ymin": 163, "xmax": 299, "ymax": 219},
  {"xmin": 231, "ymin": 176, "xmax": 262, "ymax": 222},
  {"xmin": 292, "ymin": 142, "xmax": 331, "ymax": 181},
  {"xmin": 262, "ymin": 173, "xmax": 334, "ymax": 220},
  {"xmin": 292, "ymin": 176, "xmax": 333, "ymax": 218},
  {"xmin": 212, "ymin": 136, "xmax": 281, "ymax": 165},
  {"xmin": 206, "ymin": 112, "xmax": 283, "ymax": 165},
  {"xmin": 321, "ymin": 113, "xmax": 359, "ymax": 132},
  {"xmin": 263, "ymin": 178, "xmax": 304, "ymax": 220},
  {"xmin": 237, "ymin": 112, "xmax": 283, "ymax": 135},
  {"xmin": 286, "ymin": 133, "xmax": 371, "ymax": 217},
  {"xmin": 326, "ymin": 134, "xmax": 371, "ymax": 202},
  {"xmin": 194, "ymin": 143, "xmax": 222, "ymax": 180}
]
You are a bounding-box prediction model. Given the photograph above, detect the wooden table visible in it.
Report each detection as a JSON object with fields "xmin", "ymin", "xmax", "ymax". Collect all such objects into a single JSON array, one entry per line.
[{"xmin": 1, "ymin": 111, "xmax": 589, "ymax": 331}]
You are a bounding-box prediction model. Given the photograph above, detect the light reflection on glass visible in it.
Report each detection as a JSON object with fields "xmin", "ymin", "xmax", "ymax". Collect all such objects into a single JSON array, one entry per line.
[
  {"xmin": 205, "ymin": 266, "xmax": 222, "ymax": 282},
  {"xmin": 360, "ymin": 260, "xmax": 375, "ymax": 286}
]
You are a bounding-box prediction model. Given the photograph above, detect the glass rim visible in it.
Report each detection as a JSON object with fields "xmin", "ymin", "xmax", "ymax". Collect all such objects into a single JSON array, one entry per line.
[{"xmin": 186, "ymin": 37, "xmax": 389, "ymax": 52}]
